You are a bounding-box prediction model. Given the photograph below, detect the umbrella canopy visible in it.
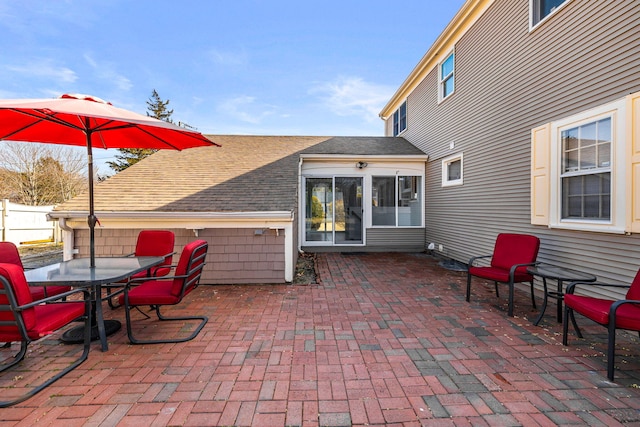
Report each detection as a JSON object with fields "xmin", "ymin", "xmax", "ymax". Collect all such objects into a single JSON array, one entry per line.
[{"xmin": 0, "ymin": 94, "xmax": 218, "ymax": 266}]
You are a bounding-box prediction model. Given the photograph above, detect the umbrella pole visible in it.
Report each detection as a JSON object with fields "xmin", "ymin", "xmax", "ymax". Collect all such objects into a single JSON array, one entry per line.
[{"xmin": 86, "ymin": 128, "xmax": 96, "ymax": 268}]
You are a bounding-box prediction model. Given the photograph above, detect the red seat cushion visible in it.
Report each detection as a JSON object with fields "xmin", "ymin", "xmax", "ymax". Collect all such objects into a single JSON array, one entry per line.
[
  {"xmin": 491, "ymin": 233, "xmax": 540, "ymax": 272},
  {"xmin": 119, "ymin": 280, "xmax": 180, "ymax": 306},
  {"xmin": 0, "ymin": 264, "xmax": 85, "ymax": 342},
  {"xmin": 170, "ymin": 240, "xmax": 207, "ymax": 298},
  {"xmin": 565, "ymin": 294, "xmax": 640, "ymax": 331},
  {"xmin": 0, "ymin": 242, "xmax": 24, "ymax": 269},
  {"xmin": 134, "ymin": 230, "xmax": 174, "ymax": 278},
  {"xmin": 118, "ymin": 239, "xmax": 207, "ymax": 307},
  {"xmin": 625, "ymin": 269, "xmax": 640, "ymax": 300},
  {"xmin": 115, "ymin": 230, "xmax": 175, "ymax": 283},
  {"xmin": 26, "ymin": 302, "xmax": 86, "ymax": 340},
  {"xmin": 29, "ymin": 285, "xmax": 72, "ymax": 301},
  {"xmin": 468, "ymin": 266, "xmax": 533, "ymax": 283}
]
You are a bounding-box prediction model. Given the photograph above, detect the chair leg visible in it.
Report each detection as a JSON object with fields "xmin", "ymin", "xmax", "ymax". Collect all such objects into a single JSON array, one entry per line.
[
  {"xmin": 494, "ymin": 282, "xmax": 500, "ymax": 298},
  {"xmin": 0, "ymin": 302, "xmax": 91, "ymax": 408},
  {"xmin": 105, "ymin": 286, "xmax": 125, "ymax": 309},
  {"xmin": 106, "ymin": 287, "xmax": 117, "ymax": 309},
  {"xmin": 529, "ymin": 281, "xmax": 537, "ymax": 309},
  {"xmin": 507, "ymin": 280, "xmax": 514, "ymax": 317},
  {"xmin": 607, "ymin": 321, "xmax": 617, "ymax": 381},
  {"xmin": 569, "ymin": 310, "xmax": 582, "ymax": 338},
  {"xmin": 126, "ymin": 304, "xmax": 208, "ymax": 345},
  {"xmin": 466, "ymin": 273, "xmax": 472, "ymax": 302},
  {"xmin": 562, "ymin": 305, "xmax": 570, "ymax": 345},
  {"xmin": 0, "ymin": 341, "xmax": 27, "ymax": 374}
]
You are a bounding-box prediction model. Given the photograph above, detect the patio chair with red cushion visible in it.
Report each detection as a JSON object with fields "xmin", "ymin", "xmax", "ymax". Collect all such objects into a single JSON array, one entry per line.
[
  {"xmin": 466, "ymin": 233, "xmax": 541, "ymax": 317},
  {"xmin": 563, "ymin": 269, "xmax": 640, "ymax": 381},
  {"xmin": 105, "ymin": 230, "xmax": 175, "ymax": 308},
  {"xmin": 118, "ymin": 239, "xmax": 208, "ymax": 344},
  {"xmin": 0, "ymin": 241, "xmax": 71, "ymax": 301},
  {"xmin": 128, "ymin": 230, "xmax": 176, "ymax": 279},
  {"xmin": 0, "ymin": 263, "xmax": 90, "ymax": 407}
]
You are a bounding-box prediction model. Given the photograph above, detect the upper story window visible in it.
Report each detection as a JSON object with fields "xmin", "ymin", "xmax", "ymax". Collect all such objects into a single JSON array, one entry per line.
[
  {"xmin": 393, "ymin": 101, "xmax": 407, "ymax": 136},
  {"xmin": 531, "ymin": 0, "xmax": 569, "ymax": 28},
  {"xmin": 439, "ymin": 51, "xmax": 455, "ymax": 102}
]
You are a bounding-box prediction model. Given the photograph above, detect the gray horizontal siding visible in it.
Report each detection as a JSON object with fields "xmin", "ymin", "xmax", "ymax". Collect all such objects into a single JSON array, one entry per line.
[
  {"xmin": 391, "ymin": 0, "xmax": 640, "ymax": 299},
  {"xmin": 302, "ymin": 228, "xmax": 425, "ymax": 253},
  {"xmin": 366, "ymin": 228, "xmax": 425, "ymax": 250}
]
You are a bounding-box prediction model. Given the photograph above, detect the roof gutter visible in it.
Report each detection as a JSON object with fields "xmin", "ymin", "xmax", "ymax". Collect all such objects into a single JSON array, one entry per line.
[
  {"xmin": 48, "ymin": 211, "xmax": 294, "ymax": 221},
  {"xmin": 299, "ymin": 154, "xmax": 429, "ymax": 161},
  {"xmin": 379, "ymin": 0, "xmax": 495, "ymax": 120}
]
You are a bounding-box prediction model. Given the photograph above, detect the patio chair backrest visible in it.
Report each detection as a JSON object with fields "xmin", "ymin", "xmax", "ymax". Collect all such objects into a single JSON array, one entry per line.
[
  {"xmin": 626, "ymin": 268, "xmax": 640, "ymax": 300},
  {"xmin": 134, "ymin": 230, "xmax": 175, "ymax": 275},
  {"xmin": 0, "ymin": 242, "xmax": 24, "ymax": 269},
  {"xmin": 0, "ymin": 263, "xmax": 35, "ymax": 340},
  {"xmin": 490, "ymin": 233, "xmax": 540, "ymax": 272},
  {"xmin": 171, "ymin": 240, "xmax": 208, "ymax": 299}
]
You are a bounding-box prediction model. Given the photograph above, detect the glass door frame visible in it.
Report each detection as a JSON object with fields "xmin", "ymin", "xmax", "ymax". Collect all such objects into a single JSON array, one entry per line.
[{"xmin": 302, "ymin": 175, "xmax": 365, "ymax": 247}]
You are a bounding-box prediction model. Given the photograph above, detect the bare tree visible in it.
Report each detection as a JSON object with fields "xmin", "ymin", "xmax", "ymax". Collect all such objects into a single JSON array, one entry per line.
[{"xmin": 0, "ymin": 142, "xmax": 87, "ymax": 206}]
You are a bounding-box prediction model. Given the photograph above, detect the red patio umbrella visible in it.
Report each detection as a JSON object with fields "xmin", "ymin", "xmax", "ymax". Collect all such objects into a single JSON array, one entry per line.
[{"xmin": 0, "ymin": 94, "xmax": 218, "ymax": 267}]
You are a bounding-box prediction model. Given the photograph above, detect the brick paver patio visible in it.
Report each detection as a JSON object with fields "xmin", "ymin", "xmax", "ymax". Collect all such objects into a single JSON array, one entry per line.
[{"xmin": 1, "ymin": 252, "xmax": 640, "ymax": 426}]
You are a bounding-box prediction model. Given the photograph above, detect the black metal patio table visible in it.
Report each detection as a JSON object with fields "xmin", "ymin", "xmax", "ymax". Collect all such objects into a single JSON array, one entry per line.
[
  {"xmin": 24, "ymin": 256, "xmax": 163, "ymax": 351},
  {"xmin": 527, "ymin": 264, "xmax": 597, "ymax": 326}
]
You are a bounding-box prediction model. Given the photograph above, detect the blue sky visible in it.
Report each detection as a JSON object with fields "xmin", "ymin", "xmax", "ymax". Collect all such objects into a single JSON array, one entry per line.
[{"xmin": 0, "ymin": 1, "xmax": 464, "ymax": 172}]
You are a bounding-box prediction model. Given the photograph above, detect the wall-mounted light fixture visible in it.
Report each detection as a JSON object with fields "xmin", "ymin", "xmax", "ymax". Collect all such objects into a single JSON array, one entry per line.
[{"xmin": 356, "ymin": 161, "xmax": 368, "ymax": 169}]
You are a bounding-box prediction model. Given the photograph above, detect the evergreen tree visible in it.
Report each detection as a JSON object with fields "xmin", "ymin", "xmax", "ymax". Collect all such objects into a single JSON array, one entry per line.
[
  {"xmin": 107, "ymin": 90, "xmax": 173, "ymax": 172},
  {"xmin": 146, "ymin": 89, "xmax": 174, "ymax": 123}
]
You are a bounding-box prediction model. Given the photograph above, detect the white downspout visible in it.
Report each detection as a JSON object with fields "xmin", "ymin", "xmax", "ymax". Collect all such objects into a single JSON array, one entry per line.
[
  {"xmin": 297, "ymin": 157, "xmax": 303, "ymax": 253},
  {"xmin": 56, "ymin": 217, "xmax": 76, "ymax": 261},
  {"xmin": 284, "ymin": 221, "xmax": 294, "ymax": 282}
]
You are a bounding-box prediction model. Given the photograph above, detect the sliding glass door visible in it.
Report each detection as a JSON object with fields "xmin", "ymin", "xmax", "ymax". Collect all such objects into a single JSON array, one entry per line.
[{"xmin": 304, "ymin": 177, "xmax": 363, "ymax": 245}]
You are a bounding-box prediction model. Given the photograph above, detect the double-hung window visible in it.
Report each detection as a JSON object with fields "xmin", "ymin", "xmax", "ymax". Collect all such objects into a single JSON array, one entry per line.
[
  {"xmin": 530, "ymin": 0, "xmax": 569, "ymax": 28},
  {"xmin": 530, "ymin": 93, "xmax": 640, "ymax": 234},
  {"xmin": 372, "ymin": 175, "xmax": 422, "ymax": 226},
  {"xmin": 393, "ymin": 101, "xmax": 407, "ymax": 136},
  {"xmin": 439, "ymin": 51, "xmax": 455, "ymax": 101},
  {"xmin": 560, "ymin": 118, "xmax": 611, "ymax": 220}
]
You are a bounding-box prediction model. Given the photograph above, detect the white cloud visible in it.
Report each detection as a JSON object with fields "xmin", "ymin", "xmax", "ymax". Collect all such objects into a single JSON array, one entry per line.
[
  {"xmin": 83, "ymin": 54, "xmax": 133, "ymax": 92},
  {"xmin": 7, "ymin": 60, "xmax": 77, "ymax": 84},
  {"xmin": 208, "ymin": 48, "xmax": 249, "ymax": 67},
  {"xmin": 310, "ymin": 76, "xmax": 395, "ymax": 122},
  {"xmin": 217, "ymin": 95, "xmax": 277, "ymax": 124}
]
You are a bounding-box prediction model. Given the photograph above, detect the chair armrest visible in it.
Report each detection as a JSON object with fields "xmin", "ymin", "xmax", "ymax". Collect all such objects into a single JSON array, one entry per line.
[
  {"xmin": 468, "ymin": 254, "xmax": 492, "ymax": 268},
  {"xmin": 508, "ymin": 261, "xmax": 539, "ymax": 277},
  {"xmin": 18, "ymin": 287, "xmax": 90, "ymax": 311},
  {"xmin": 566, "ymin": 281, "xmax": 630, "ymax": 294},
  {"xmin": 610, "ymin": 299, "xmax": 640, "ymax": 318},
  {"xmin": 125, "ymin": 272, "xmax": 191, "ymax": 287}
]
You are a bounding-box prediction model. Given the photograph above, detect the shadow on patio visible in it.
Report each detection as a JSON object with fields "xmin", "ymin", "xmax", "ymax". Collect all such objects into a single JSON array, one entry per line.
[{"xmin": 2, "ymin": 252, "xmax": 640, "ymax": 425}]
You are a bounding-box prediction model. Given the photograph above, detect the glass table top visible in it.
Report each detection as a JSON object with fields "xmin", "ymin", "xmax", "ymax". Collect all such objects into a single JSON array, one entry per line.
[{"xmin": 24, "ymin": 256, "xmax": 164, "ymax": 286}]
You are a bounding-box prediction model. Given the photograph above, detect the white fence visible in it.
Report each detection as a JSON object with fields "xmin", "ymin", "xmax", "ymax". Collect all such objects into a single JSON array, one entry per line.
[{"xmin": 0, "ymin": 199, "xmax": 60, "ymax": 246}]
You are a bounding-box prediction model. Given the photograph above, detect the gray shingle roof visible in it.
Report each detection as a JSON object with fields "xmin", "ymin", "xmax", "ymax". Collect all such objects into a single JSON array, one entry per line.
[{"xmin": 55, "ymin": 135, "xmax": 425, "ymax": 213}]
